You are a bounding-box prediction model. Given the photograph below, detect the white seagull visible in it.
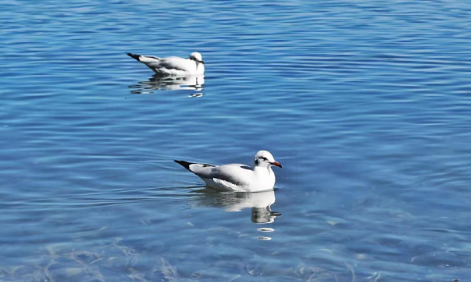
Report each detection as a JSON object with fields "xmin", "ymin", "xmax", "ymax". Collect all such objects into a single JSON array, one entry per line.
[
  {"xmin": 127, "ymin": 52, "xmax": 205, "ymax": 76},
  {"xmin": 175, "ymin": 150, "xmax": 282, "ymax": 192}
]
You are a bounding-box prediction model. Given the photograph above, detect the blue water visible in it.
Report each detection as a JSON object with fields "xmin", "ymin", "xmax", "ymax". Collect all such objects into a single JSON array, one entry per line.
[{"xmin": 2, "ymin": 0, "xmax": 471, "ymax": 281}]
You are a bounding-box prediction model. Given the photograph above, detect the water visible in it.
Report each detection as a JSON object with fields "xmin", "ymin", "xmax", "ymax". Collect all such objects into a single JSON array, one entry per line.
[{"xmin": 1, "ymin": 0, "xmax": 471, "ymax": 281}]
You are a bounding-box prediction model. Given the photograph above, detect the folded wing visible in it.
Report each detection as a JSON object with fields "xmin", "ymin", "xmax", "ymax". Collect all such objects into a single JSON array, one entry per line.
[{"xmin": 175, "ymin": 161, "xmax": 253, "ymax": 186}]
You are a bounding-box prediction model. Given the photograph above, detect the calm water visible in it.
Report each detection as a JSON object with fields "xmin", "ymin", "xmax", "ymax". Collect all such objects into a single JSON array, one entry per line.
[{"xmin": 2, "ymin": 0, "xmax": 471, "ymax": 281}]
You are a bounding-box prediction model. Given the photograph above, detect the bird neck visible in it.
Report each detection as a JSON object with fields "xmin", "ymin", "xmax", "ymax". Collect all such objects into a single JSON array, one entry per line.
[
  {"xmin": 254, "ymin": 165, "xmax": 273, "ymax": 175},
  {"xmin": 196, "ymin": 61, "xmax": 204, "ymax": 71}
]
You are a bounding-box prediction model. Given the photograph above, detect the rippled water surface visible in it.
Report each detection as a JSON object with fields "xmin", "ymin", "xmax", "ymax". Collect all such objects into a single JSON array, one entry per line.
[{"xmin": 2, "ymin": 0, "xmax": 471, "ymax": 281}]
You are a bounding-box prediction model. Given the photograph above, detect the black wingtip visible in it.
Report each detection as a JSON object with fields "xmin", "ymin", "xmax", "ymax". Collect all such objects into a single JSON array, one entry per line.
[
  {"xmin": 127, "ymin": 52, "xmax": 141, "ymax": 61},
  {"xmin": 174, "ymin": 160, "xmax": 193, "ymax": 171}
]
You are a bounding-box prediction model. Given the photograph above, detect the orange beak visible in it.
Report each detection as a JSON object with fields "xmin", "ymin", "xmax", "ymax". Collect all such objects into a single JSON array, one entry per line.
[{"xmin": 271, "ymin": 161, "xmax": 282, "ymax": 168}]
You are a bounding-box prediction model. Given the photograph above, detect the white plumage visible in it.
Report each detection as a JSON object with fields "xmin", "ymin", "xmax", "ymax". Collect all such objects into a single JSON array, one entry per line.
[
  {"xmin": 175, "ymin": 150, "xmax": 282, "ymax": 193},
  {"xmin": 127, "ymin": 52, "xmax": 205, "ymax": 76}
]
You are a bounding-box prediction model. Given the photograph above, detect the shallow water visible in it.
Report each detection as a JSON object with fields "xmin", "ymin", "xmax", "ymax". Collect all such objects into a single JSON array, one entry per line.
[{"xmin": 2, "ymin": 0, "xmax": 471, "ymax": 281}]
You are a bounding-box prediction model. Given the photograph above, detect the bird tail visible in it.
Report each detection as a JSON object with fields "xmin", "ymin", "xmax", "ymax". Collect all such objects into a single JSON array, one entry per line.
[
  {"xmin": 174, "ymin": 160, "xmax": 195, "ymax": 171},
  {"xmin": 127, "ymin": 52, "xmax": 141, "ymax": 61}
]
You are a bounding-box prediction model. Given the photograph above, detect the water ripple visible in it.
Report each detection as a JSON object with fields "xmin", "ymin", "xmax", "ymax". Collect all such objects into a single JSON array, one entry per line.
[{"xmin": 2, "ymin": 0, "xmax": 471, "ymax": 280}]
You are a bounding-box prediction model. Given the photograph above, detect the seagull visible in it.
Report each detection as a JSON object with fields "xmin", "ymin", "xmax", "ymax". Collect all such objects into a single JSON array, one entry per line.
[
  {"xmin": 127, "ymin": 52, "xmax": 205, "ymax": 76},
  {"xmin": 175, "ymin": 150, "xmax": 282, "ymax": 192}
]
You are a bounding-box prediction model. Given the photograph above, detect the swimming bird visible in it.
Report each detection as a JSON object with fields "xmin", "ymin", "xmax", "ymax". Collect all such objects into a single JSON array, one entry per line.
[
  {"xmin": 174, "ymin": 150, "xmax": 282, "ymax": 192},
  {"xmin": 127, "ymin": 52, "xmax": 205, "ymax": 76}
]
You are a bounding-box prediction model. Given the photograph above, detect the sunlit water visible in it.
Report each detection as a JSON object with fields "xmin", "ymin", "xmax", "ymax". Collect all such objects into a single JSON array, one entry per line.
[{"xmin": 2, "ymin": 0, "xmax": 471, "ymax": 281}]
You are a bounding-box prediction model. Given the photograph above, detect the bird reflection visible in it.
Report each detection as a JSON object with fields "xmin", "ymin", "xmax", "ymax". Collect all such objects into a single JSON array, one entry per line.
[
  {"xmin": 193, "ymin": 189, "xmax": 281, "ymax": 224},
  {"xmin": 129, "ymin": 74, "xmax": 204, "ymax": 94},
  {"xmin": 225, "ymin": 190, "xmax": 280, "ymax": 224}
]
